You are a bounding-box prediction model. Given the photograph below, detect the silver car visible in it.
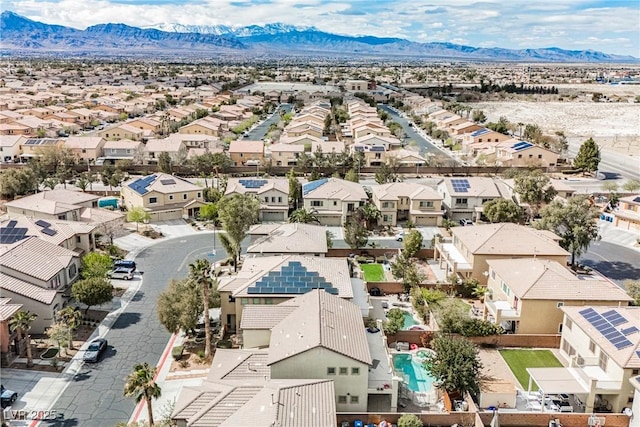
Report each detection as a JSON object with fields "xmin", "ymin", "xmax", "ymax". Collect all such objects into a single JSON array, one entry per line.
[{"xmin": 107, "ymin": 267, "xmax": 134, "ymax": 280}]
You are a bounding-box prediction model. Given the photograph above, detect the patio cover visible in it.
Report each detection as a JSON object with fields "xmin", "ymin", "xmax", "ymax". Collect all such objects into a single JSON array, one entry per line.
[{"xmin": 526, "ymin": 368, "xmax": 589, "ymax": 394}]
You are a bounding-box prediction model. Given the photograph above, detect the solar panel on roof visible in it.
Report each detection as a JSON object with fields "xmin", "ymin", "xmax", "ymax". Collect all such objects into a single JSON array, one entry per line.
[
  {"xmin": 35, "ymin": 219, "xmax": 51, "ymax": 228},
  {"xmin": 6, "ymin": 220, "xmax": 17, "ymax": 229},
  {"xmin": 602, "ymin": 310, "xmax": 628, "ymax": 326},
  {"xmin": 580, "ymin": 307, "xmax": 634, "ymax": 350},
  {"xmin": 41, "ymin": 228, "xmax": 57, "ymax": 236},
  {"xmin": 160, "ymin": 179, "xmax": 176, "ymax": 185},
  {"xmin": 0, "ymin": 227, "xmax": 28, "ymax": 244},
  {"xmin": 622, "ymin": 326, "xmax": 639, "ymax": 336},
  {"xmin": 302, "ymin": 178, "xmax": 328, "ymax": 196}
]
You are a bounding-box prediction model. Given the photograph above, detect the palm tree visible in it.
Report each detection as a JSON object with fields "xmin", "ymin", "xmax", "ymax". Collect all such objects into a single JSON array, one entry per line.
[
  {"xmin": 189, "ymin": 258, "xmax": 214, "ymax": 359},
  {"xmin": 358, "ymin": 203, "xmax": 381, "ymax": 230},
  {"xmin": 9, "ymin": 310, "xmax": 37, "ymax": 367},
  {"xmin": 124, "ymin": 362, "xmax": 161, "ymax": 426},
  {"xmin": 289, "ymin": 208, "xmax": 320, "ymax": 224}
]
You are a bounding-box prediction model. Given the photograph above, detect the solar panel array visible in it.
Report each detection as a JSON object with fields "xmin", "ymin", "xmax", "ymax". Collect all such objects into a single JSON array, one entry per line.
[
  {"xmin": 41, "ymin": 228, "xmax": 58, "ymax": 236},
  {"xmin": 239, "ymin": 179, "xmax": 268, "ymax": 189},
  {"xmin": 35, "ymin": 219, "xmax": 51, "ymax": 228},
  {"xmin": 579, "ymin": 308, "xmax": 634, "ymax": 350},
  {"xmin": 128, "ymin": 174, "xmax": 157, "ymax": 195},
  {"xmin": 602, "ymin": 309, "xmax": 627, "ymax": 326},
  {"xmin": 370, "ymin": 145, "xmax": 385, "ymax": 152},
  {"xmin": 0, "ymin": 226, "xmax": 28, "ymax": 244},
  {"xmin": 450, "ymin": 179, "xmax": 470, "ymax": 193},
  {"xmin": 512, "ymin": 141, "xmax": 534, "ymax": 152},
  {"xmin": 471, "ymin": 128, "xmax": 490, "ymax": 137},
  {"xmin": 622, "ymin": 326, "xmax": 639, "ymax": 336},
  {"xmin": 302, "ymin": 178, "xmax": 328, "ymax": 196},
  {"xmin": 160, "ymin": 179, "xmax": 176, "ymax": 185},
  {"xmin": 7, "ymin": 220, "xmax": 17, "ymax": 228},
  {"xmin": 246, "ymin": 261, "xmax": 339, "ymax": 295}
]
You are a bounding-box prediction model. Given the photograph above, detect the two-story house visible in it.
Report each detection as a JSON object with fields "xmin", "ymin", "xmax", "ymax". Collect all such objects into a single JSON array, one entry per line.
[
  {"xmin": 0, "ymin": 236, "xmax": 81, "ymax": 333},
  {"xmin": 98, "ymin": 123, "xmax": 149, "ymax": 141},
  {"xmin": 246, "ymin": 223, "xmax": 328, "ymax": 257},
  {"xmin": 63, "ymin": 136, "xmax": 106, "ymax": 163},
  {"xmin": 487, "ymin": 140, "xmax": 559, "ymax": 167},
  {"xmin": 101, "ymin": 139, "xmax": 143, "ymax": 163},
  {"xmin": 268, "ymin": 143, "xmax": 304, "ymax": 166},
  {"xmin": 228, "ymin": 140, "xmax": 264, "ymax": 167},
  {"xmin": 614, "ymin": 195, "xmax": 640, "ymax": 231},
  {"xmin": 144, "ymin": 137, "xmax": 187, "ymax": 164},
  {"xmin": 121, "ymin": 173, "xmax": 205, "ymax": 222},
  {"xmin": 224, "ymin": 178, "xmax": 289, "ymax": 222},
  {"xmin": 484, "ymin": 258, "xmax": 631, "ymax": 334},
  {"xmin": 371, "ymin": 182, "xmax": 443, "ymax": 226},
  {"xmin": 437, "ymin": 177, "xmax": 506, "ymax": 222},
  {"xmin": 302, "ymin": 178, "xmax": 368, "ymax": 226},
  {"xmin": 0, "ymin": 135, "xmax": 25, "ymax": 162},
  {"xmin": 434, "ymin": 223, "xmax": 569, "ymax": 285}
]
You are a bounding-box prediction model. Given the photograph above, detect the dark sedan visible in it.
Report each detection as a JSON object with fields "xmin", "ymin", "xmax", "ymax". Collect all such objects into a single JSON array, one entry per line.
[
  {"xmin": 1, "ymin": 385, "xmax": 18, "ymax": 408},
  {"xmin": 83, "ymin": 338, "xmax": 108, "ymax": 363}
]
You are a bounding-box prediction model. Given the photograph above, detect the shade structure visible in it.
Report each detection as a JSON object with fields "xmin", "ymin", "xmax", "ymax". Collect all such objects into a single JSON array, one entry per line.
[{"xmin": 526, "ymin": 368, "xmax": 590, "ymax": 394}]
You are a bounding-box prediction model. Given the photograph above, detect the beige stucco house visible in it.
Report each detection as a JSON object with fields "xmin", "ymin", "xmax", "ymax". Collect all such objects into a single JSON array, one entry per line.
[
  {"xmin": 301, "ymin": 178, "xmax": 368, "ymax": 226},
  {"xmin": 246, "ymin": 223, "xmax": 328, "ymax": 257},
  {"xmin": 434, "ymin": 223, "xmax": 569, "ymax": 285},
  {"xmin": 228, "ymin": 140, "xmax": 264, "ymax": 166},
  {"xmin": 63, "ymin": 136, "xmax": 106, "ymax": 162},
  {"xmin": 614, "ymin": 195, "xmax": 640, "ymax": 231},
  {"xmin": 371, "ymin": 182, "xmax": 443, "ymax": 226},
  {"xmin": 484, "ymin": 258, "xmax": 631, "ymax": 334},
  {"xmin": 224, "ymin": 178, "xmax": 289, "ymax": 222},
  {"xmin": 437, "ymin": 177, "xmax": 506, "ymax": 222},
  {"xmin": 121, "ymin": 173, "xmax": 205, "ymax": 222}
]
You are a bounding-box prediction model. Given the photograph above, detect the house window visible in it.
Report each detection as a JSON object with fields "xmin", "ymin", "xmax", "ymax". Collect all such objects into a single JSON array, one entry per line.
[
  {"xmin": 491, "ymin": 270, "xmax": 496, "ymax": 280},
  {"xmin": 518, "ymin": 154, "xmax": 523, "ymax": 159},
  {"xmin": 149, "ymin": 197, "xmax": 157, "ymax": 204},
  {"xmin": 419, "ymin": 201, "xmax": 434, "ymax": 208},
  {"xmin": 333, "ymin": 201, "xmax": 337, "ymax": 206},
  {"xmin": 633, "ymin": 369, "xmax": 640, "ymax": 376},
  {"xmin": 501, "ymin": 282, "xmax": 510, "ymax": 296},
  {"xmin": 338, "ymin": 396, "xmax": 347, "ymax": 404},
  {"xmin": 455, "ymin": 198, "xmax": 468, "ymax": 205},
  {"xmin": 327, "ymin": 367, "xmax": 336, "ymax": 375},
  {"xmin": 76, "ymin": 236, "xmax": 81, "ymax": 243},
  {"xmin": 350, "ymin": 395, "xmax": 359, "ymax": 404},
  {"xmin": 339, "ymin": 367, "xmax": 348, "ymax": 375},
  {"xmin": 183, "ymin": 194, "xmax": 187, "ymax": 200},
  {"xmin": 565, "ymin": 318, "xmax": 572, "ymax": 330},
  {"xmin": 278, "ymin": 197, "xmax": 282, "ymax": 203},
  {"xmin": 68, "ymin": 264, "xmax": 77, "ymax": 279},
  {"xmin": 264, "ymin": 298, "xmax": 273, "ymax": 305},
  {"xmin": 351, "ymin": 367, "xmax": 360, "ymax": 375},
  {"xmin": 561, "ymin": 339, "xmax": 575, "ymax": 356},
  {"xmin": 311, "ymin": 201, "xmax": 323, "ymax": 207},
  {"xmin": 271, "ymin": 197, "xmax": 276, "ymax": 203},
  {"xmin": 252, "ymin": 298, "xmax": 260, "ymax": 304},
  {"xmin": 197, "ymin": 192, "xmax": 201, "ymax": 198},
  {"xmin": 240, "ymin": 298, "xmax": 248, "ymax": 305},
  {"xmin": 558, "ymin": 324, "xmax": 563, "ymax": 333},
  {"xmin": 557, "ymin": 302, "xmax": 564, "ymax": 308},
  {"xmin": 598, "ymin": 352, "xmax": 608, "ymax": 371},
  {"xmin": 264, "ymin": 197, "xmax": 269, "ymax": 202},
  {"xmin": 169, "ymin": 195, "xmax": 173, "ymax": 200},
  {"xmin": 538, "ymin": 154, "xmax": 543, "ymax": 159},
  {"xmin": 589, "ymin": 340, "xmax": 596, "ymax": 353},
  {"xmin": 481, "ymin": 198, "xmax": 492, "ymax": 204},
  {"xmin": 383, "ymin": 215, "xmax": 390, "ymax": 222}
]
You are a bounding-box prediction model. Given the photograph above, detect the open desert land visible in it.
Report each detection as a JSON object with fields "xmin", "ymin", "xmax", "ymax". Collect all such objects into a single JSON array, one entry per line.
[{"xmin": 474, "ymin": 95, "xmax": 640, "ymax": 158}]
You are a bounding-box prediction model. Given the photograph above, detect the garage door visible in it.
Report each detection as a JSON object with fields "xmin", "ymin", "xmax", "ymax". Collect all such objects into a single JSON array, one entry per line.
[
  {"xmin": 414, "ymin": 216, "xmax": 438, "ymax": 226},
  {"xmin": 262, "ymin": 211, "xmax": 285, "ymax": 222},
  {"xmin": 318, "ymin": 215, "xmax": 342, "ymax": 226}
]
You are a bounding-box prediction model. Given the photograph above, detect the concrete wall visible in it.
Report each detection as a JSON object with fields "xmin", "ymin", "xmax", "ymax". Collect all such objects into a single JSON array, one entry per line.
[{"xmin": 386, "ymin": 331, "xmax": 561, "ymax": 349}]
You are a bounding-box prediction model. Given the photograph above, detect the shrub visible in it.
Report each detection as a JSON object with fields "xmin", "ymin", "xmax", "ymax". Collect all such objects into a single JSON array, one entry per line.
[
  {"xmin": 216, "ymin": 340, "xmax": 232, "ymax": 349},
  {"xmin": 398, "ymin": 414, "xmax": 423, "ymax": 427},
  {"xmin": 375, "ymin": 256, "xmax": 386, "ymax": 264},
  {"xmin": 172, "ymin": 345, "xmax": 184, "ymax": 360},
  {"xmin": 383, "ymin": 308, "xmax": 405, "ymax": 335},
  {"xmin": 179, "ymin": 359, "xmax": 190, "ymax": 368},
  {"xmin": 459, "ymin": 319, "xmax": 504, "ymax": 337},
  {"xmin": 196, "ymin": 350, "xmax": 205, "ymax": 359}
]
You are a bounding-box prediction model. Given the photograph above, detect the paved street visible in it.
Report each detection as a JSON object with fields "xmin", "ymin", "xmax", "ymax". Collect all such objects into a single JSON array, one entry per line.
[
  {"xmin": 32, "ymin": 233, "xmax": 226, "ymax": 427},
  {"xmin": 580, "ymin": 240, "xmax": 640, "ymax": 288},
  {"xmin": 245, "ymin": 103, "xmax": 292, "ymax": 141}
]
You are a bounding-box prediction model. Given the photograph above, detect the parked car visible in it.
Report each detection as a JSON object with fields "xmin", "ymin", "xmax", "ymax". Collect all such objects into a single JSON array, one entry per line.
[
  {"xmin": 83, "ymin": 338, "xmax": 108, "ymax": 363},
  {"xmin": 114, "ymin": 260, "xmax": 136, "ymax": 271},
  {"xmin": 381, "ymin": 300, "xmax": 389, "ymax": 309},
  {"xmin": 459, "ymin": 219, "xmax": 473, "ymax": 226},
  {"xmin": 1, "ymin": 385, "xmax": 18, "ymax": 408},
  {"xmin": 395, "ymin": 231, "xmax": 405, "ymax": 241},
  {"xmin": 107, "ymin": 267, "xmax": 134, "ymax": 280}
]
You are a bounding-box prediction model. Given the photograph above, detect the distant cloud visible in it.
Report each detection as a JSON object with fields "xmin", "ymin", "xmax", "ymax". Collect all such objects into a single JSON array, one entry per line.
[{"xmin": 4, "ymin": 0, "xmax": 638, "ymax": 55}]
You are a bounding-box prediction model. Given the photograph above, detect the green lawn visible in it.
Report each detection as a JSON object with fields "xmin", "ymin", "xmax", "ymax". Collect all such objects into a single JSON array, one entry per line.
[
  {"xmin": 499, "ymin": 349, "xmax": 563, "ymax": 391},
  {"xmin": 361, "ymin": 263, "xmax": 385, "ymax": 282}
]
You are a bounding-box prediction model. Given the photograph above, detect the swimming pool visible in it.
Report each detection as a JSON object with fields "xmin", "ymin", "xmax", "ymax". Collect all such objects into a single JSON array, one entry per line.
[
  {"xmin": 392, "ymin": 353, "xmax": 435, "ymax": 393},
  {"xmin": 402, "ymin": 311, "xmax": 418, "ymax": 329}
]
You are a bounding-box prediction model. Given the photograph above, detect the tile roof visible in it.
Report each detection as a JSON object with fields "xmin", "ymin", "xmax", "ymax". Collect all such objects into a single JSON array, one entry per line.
[
  {"xmin": 268, "ymin": 289, "xmax": 372, "ymax": 366},
  {"xmin": 487, "ymin": 258, "xmax": 631, "ymax": 301},
  {"xmin": 240, "ymin": 305, "xmax": 298, "ymax": 330},
  {"xmin": 562, "ymin": 306, "xmax": 640, "ymax": 369},
  {"xmin": 372, "ymin": 182, "xmax": 441, "ymax": 201},
  {"xmin": 225, "ymin": 178, "xmax": 288, "ymax": 196},
  {"xmin": 302, "ymin": 177, "xmax": 367, "ymax": 201},
  {"xmin": 0, "ymin": 297, "xmax": 23, "ymax": 321},
  {"xmin": 208, "ymin": 349, "xmax": 271, "ymax": 381},
  {"xmin": 440, "ymin": 176, "xmax": 503, "ymax": 197},
  {"xmin": 228, "ymin": 140, "xmax": 264, "ymax": 154},
  {"xmin": 173, "ymin": 379, "xmax": 335, "ymax": 427},
  {"xmin": 0, "ymin": 236, "xmax": 78, "ymax": 281},
  {"xmin": 246, "ymin": 223, "xmax": 327, "ymax": 255},
  {"xmin": 4, "ymin": 189, "xmax": 99, "ymax": 213},
  {"xmin": 0, "ymin": 216, "xmax": 96, "ymax": 247},
  {"xmin": 125, "ymin": 173, "xmax": 201, "ymax": 195},
  {"xmin": 452, "ymin": 223, "xmax": 569, "ymax": 256},
  {"xmin": 0, "ymin": 272, "xmax": 58, "ymax": 304}
]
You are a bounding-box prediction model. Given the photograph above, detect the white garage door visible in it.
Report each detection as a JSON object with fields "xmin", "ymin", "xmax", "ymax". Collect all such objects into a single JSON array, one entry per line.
[{"xmin": 262, "ymin": 212, "xmax": 285, "ymax": 222}]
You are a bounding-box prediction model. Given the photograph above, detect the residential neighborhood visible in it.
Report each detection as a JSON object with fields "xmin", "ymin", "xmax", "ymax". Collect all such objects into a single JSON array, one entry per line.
[{"xmin": 0, "ymin": 58, "xmax": 639, "ymax": 427}]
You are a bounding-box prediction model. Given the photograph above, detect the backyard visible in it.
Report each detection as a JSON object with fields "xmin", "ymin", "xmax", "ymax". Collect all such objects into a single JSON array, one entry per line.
[
  {"xmin": 361, "ymin": 263, "xmax": 385, "ymax": 282},
  {"xmin": 499, "ymin": 349, "xmax": 563, "ymax": 391}
]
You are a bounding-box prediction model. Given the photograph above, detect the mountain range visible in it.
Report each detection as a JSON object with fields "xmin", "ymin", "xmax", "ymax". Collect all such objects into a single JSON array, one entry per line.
[{"xmin": 1, "ymin": 11, "xmax": 637, "ymax": 62}]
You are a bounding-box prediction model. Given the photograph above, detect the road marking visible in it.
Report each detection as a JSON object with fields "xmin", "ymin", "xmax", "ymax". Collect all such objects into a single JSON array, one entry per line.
[
  {"xmin": 131, "ymin": 333, "xmax": 178, "ymax": 423},
  {"xmin": 177, "ymin": 245, "xmax": 218, "ymax": 272}
]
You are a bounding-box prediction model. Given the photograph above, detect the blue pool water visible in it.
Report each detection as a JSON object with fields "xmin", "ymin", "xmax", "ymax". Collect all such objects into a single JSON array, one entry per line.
[
  {"xmin": 392, "ymin": 353, "xmax": 435, "ymax": 392},
  {"xmin": 402, "ymin": 311, "xmax": 418, "ymax": 329}
]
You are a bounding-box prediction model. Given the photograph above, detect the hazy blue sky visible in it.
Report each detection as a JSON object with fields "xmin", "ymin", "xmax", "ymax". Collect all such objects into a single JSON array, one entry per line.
[{"xmin": 6, "ymin": 0, "xmax": 640, "ymax": 55}]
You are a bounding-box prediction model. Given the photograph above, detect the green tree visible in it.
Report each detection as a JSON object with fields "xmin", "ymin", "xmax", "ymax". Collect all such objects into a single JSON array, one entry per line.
[
  {"xmin": 573, "ymin": 137, "xmax": 600, "ymax": 173},
  {"xmin": 55, "ymin": 307, "xmax": 82, "ymax": 350},
  {"xmin": 358, "ymin": 204, "xmax": 381, "ymax": 230},
  {"xmin": 157, "ymin": 278, "xmax": 201, "ymax": 335},
  {"xmin": 0, "ymin": 168, "xmax": 37, "ymax": 199},
  {"xmin": 287, "ymin": 168, "xmax": 301, "ymax": 209},
  {"xmin": 289, "ymin": 208, "xmax": 320, "ymax": 224},
  {"xmin": 81, "ymin": 252, "xmax": 114, "ymax": 279},
  {"xmin": 9, "ymin": 310, "xmax": 37, "ymax": 367},
  {"xmin": 625, "ymin": 280, "xmax": 640, "ymax": 306},
  {"xmin": 622, "ymin": 179, "xmax": 640, "ymax": 193},
  {"xmin": 424, "ymin": 335, "xmax": 483, "ymax": 397},
  {"xmin": 601, "ymin": 181, "xmax": 620, "ymax": 207},
  {"xmin": 482, "ymin": 198, "xmax": 522, "ymax": 223},
  {"xmin": 344, "ymin": 168, "xmax": 359, "ymax": 183},
  {"xmin": 375, "ymin": 163, "xmax": 396, "ymax": 184},
  {"xmin": 398, "ymin": 414, "xmax": 423, "ymax": 427},
  {"xmin": 71, "ymin": 277, "xmax": 113, "ymax": 314},
  {"xmin": 534, "ymin": 195, "xmax": 600, "ymax": 267},
  {"xmin": 514, "ymin": 169, "xmax": 557, "ymax": 219},
  {"xmin": 343, "ymin": 216, "xmax": 368, "ymax": 249},
  {"xmin": 124, "ymin": 362, "xmax": 162, "ymax": 427},
  {"xmin": 189, "ymin": 258, "xmax": 219, "ymax": 359},
  {"xmin": 217, "ymin": 194, "xmax": 260, "ymax": 270},
  {"xmin": 391, "ymin": 252, "xmax": 424, "ymax": 291},
  {"xmin": 127, "ymin": 207, "xmax": 151, "ymax": 232},
  {"xmin": 101, "ymin": 166, "xmax": 126, "ymax": 192},
  {"xmin": 157, "ymin": 152, "xmax": 172, "ymax": 173},
  {"xmin": 46, "ymin": 321, "xmax": 72, "ymax": 356},
  {"xmin": 403, "ymin": 230, "xmax": 423, "ymax": 258},
  {"xmin": 199, "ymin": 203, "xmax": 218, "ymax": 223},
  {"xmin": 471, "ymin": 110, "xmax": 486, "ymax": 123}
]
